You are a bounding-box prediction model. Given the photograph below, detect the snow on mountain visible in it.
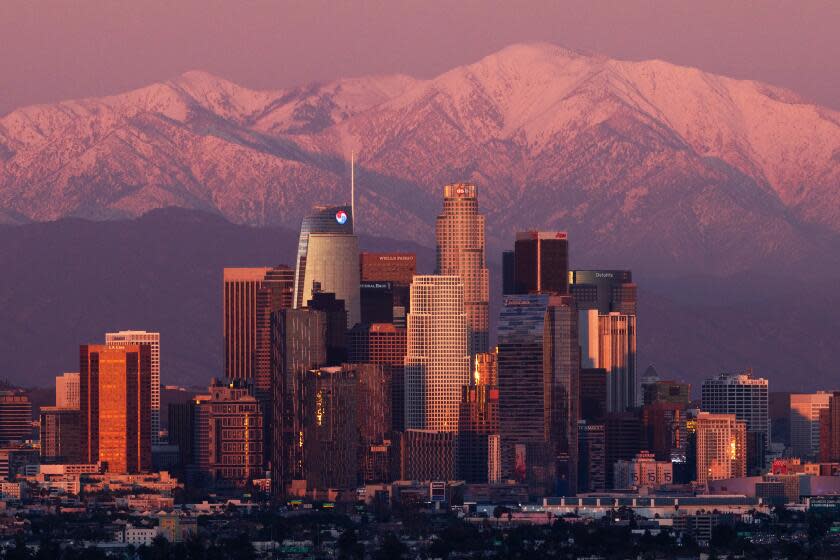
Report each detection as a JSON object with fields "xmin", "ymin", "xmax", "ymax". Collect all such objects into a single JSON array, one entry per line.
[{"xmin": 1, "ymin": 43, "xmax": 839, "ymax": 277}]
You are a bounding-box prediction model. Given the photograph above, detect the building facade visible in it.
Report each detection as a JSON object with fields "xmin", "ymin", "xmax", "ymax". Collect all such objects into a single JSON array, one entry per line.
[
  {"xmin": 695, "ymin": 412, "xmax": 747, "ymax": 485},
  {"xmin": 497, "ymin": 294, "xmax": 580, "ymax": 496},
  {"xmin": 819, "ymin": 392, "xmax": 840, "ymax": 463},
  {"xmin": 568, "ymin": 270, "xmax": 637, "ymax": 315},
  {"xmin": 398, "ymin": 430, "xmax": 457, "ymax": 481},
  {"xmin": 193, "ymin": 380, "xmax": 263, "ymax": 488},
  {"xmin": 435, "ymin": 183, "xmax": 489, "ymax": 356},
  {"xmin": 270, "ymin": 308, "xmax": 327, "ymax": 496},
  {"xmin": 105, "ymin": 330, "xmax": 162, "ymax": 445},
  {"xmin": 457, "ymin": 385, "xmax": 500, "ymax": 483},
  {"xmin": 79, "ymin": 344, "xmax": 152, "ymax": 474},
  {"xmin": 577, "ymin": 421, "xmax": 606, "ymax": 492},
  {"xmin": 348, "ymin": 323, "xmax": 407, "ymax": 433},
  {"xmin": 359, "ymin": 252, "xmax": 416, "ymax": 285},
  {"xmin": 597, "ymin": 312, "xmax": 637, "ymax": 413},
  {"xmin": 790, "ymin": 392, "xmax": 832, "ymax": 459},
  {"xmin": 55, "ymin": 372, "xmax": 80, "ymax": 409},
  {"xmin": 39, "ymin": 407, "xmax": 81, "ymax": 464},
  {"xmin": 512, "ymin": 231, "xmax": 569, "ymax": 295},
  {"xmin": 294, "ymin": 205, "xmax": 360, "ymax": 327},
  {"xmin": 301, "ymin": 366, "xmax": 359, "ymax": 490},
  {"xmin": 404, "ymin": 275, "xmax": 470, "ymax": 432},
  {"xmin": 0, "ymin": 392, "xmax": 32, "ymax": 444},
  {"xmin": 701, "ymin": 372, "xmax": 770, "ymax": 451},
  {"xmin": 613, "ymin": 451, "xmax": 674, "ymax": 490},
  {"xmin": 223, "ymin": 266, "xmax": 294, "ymax": 393}
]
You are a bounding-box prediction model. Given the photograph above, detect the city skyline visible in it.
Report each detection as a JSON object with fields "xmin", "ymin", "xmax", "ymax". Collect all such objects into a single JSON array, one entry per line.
[{"xmin": 0, "ymin": 4, "xmax": 838, "ymax": 554}]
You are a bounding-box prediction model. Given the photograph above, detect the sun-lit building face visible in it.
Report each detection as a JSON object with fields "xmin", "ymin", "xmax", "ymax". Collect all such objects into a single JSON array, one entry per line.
[
  {"xmin": 695, "ymin": 412, "xmax": 746, "ymax": 486},
  {"xmin": 79, "ymin": 344, "xmax": 152, "ymax": 474}
]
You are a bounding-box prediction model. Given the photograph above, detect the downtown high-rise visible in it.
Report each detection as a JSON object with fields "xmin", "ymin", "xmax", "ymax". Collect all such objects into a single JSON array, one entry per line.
[
  {"xmin": 293, "ymin": 205, "xmax": 360, "ymax": 328},
  {"xmin": 510, "ymin": 231, "xmax": 569, "ymax": 295},
  {"xmin": 435, "ymin": 184, "xmax": 489, "ymax": 357},
  {"xmin": 105, "ymin": 330, "xmax": 161, "ymax": 445},
  {"xmin": 701, "ymin": 372, "xmax": 769, "ymax": 451},
  {"xmin": 404, "ymin": 275, "xmax": 470, "ymax": 432},
  {"xmin": 497, "ymin": 293, "xmax": 580, "ymax": 496},
  {"xmin": 79, "ymin": 344, "xmax": 152, "ymax": 474},
  {"xmin": 695, "ymin": 412, "xmax": 747, "ymax": 485},
  {"xmin": 223, "ymin": 266, "xmax": 294, "ymax": 394}
]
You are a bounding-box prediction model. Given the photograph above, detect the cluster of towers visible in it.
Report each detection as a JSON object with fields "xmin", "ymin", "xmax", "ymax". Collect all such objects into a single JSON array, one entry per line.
[
  {"xmin": 209, "ymin": 182, "xmax": 645, "ymax": 499},
  {"xmin": 27, "ymin": 181, "xmax": 797, "ymax": 499}
]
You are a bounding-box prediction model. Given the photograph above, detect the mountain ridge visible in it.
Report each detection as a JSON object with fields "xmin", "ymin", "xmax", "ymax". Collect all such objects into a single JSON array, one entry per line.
[{"xmin": 1, "ymin": 42, "xmax": 839, "ymax": 278}]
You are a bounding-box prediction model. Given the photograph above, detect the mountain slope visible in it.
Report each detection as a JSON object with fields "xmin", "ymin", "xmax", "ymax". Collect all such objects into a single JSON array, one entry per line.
[{"xmin": 1, "ymin": 43, "xmax": 839, "ymax": 277}]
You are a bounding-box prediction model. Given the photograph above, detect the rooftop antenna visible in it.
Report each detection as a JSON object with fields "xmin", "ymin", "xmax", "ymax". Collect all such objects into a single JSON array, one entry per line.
[{"xmin": 350, "ymin": 150, "xmax": 356, "ymax": 233}]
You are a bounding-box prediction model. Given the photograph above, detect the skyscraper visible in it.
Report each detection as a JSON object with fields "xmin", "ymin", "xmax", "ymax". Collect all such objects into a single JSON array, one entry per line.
[
  {"xmin": 497, "ymin": 293, "xmax": 580, "ymax": 496},
  {"xmin": 0, "ymin": 392, "xmax": 32, "ymax": 444},
  {"xmin": 270, "ymin": 308, "xmax": 327, "ymax": 496},
  {"xmin": 580, "ymin": 368, "xmax": 607, "ymax": 422},
  {"xmin": 568, "ymin": 270, "xmax": 637, "ymax": 315},
  {"xmin": 513, "ymin": 231, "xmax": 569, "ymax": 294},
  {"xmin": 39, "ymin": 407, "xmax": 81, "ymax": 464},
  {"xmin": 301, "ymin": 366, "xmax": 359, "ymax": 491},
  {"xmin": 597, "ymin": 312, "xmax": 638, "ymax": 413},
  {"xmin": 354, "ymin": 363, "xmax": 391, "ymax": 483},
  {"xmin": 819, "ymin": 392, "xmax": 840, "ymax": 463},
  {"xmin": 701, "ymin": 372, "xmax": 770, "ymax": 449},
  {"xmin": 404, "ymin": 275, "xmax": 470, "ymax": 432},
  {"xmin": 194, "ymin": 379, "xmax": 263, "ymax": 488},
  {"xmin": 223, "ymin": 266, "xmax": 294, "ymax": 393},
  {"xmin": 695, "ymin": 412, "xmax": 747, "ymax": 485},
  {"xmin": 577, "ymin": 421, "xmax": 606, "ymax": 492},
  {"xmin": 105, "ymin": 330, "xmax": 161, "ymax": 445},
  {"xmin": 502, "ymin": 250, "xmax": 515, "ymax": 295},
  {"xmin": 790, "ymin": 392, "xmax": 832, "ymax": 459},
  {"xmin": 294, "ymin": 205, "xmax": 360, "ymax": 328},
  {"xmin": 347, "ymin": 323, "xmax": 407, "ymax": 432},
  {"xmin": 435, "ymin": 183, "xmax": 489, "ymax": 356},
  {"xmin": 79, "ymin": 344, "xmax": 152, "ymax": 474},
  {"xmin": 55, "ymin": 372, "xmax": 80, "ymax": 409},
  {"xmin": 457, "ymin": 384, "xmax": 500, "ymax": 483},
  {"xmin": 604, "ymin": 411, "xmax": 643, "ymax": 489},
  {"xmin": 642, "ymin": 401, "xmax": 687, "ymax": 462},
  {"xmin": 306, "ymin": 290, "xmax": 348, "ymax": 365}
]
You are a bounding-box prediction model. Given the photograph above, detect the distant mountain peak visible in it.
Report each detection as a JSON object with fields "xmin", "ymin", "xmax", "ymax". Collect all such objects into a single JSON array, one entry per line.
[{"xmin": 1, "ymin": 42, "xmax": 839, "ymax": 276}]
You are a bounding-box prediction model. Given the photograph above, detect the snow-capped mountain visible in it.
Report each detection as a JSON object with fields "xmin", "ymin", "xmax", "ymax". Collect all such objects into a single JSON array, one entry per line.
[{"xmin": 2, "ymin": 43, "xmax": 839, "ymax": 276}]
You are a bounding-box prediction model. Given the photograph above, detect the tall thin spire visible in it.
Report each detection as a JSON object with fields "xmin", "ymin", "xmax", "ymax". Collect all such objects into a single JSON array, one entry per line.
[{"xmin": 350, "ymin": 151, "xmax": 356, "ymax": 233}]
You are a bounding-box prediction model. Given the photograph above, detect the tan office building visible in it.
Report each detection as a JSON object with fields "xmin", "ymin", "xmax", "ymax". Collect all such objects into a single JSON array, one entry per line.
[
  {"xmin": 696, "ymin": 412, "xmax": 746, "ymax": 485},
  {"xmin": 435, "ymin": 183, "xmax": 489, "ymax": 357}
]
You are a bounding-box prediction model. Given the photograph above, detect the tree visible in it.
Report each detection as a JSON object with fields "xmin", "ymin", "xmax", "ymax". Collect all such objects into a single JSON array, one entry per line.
[
  {"xmin": 374, "ymin": 533, "xmax": 406, "ymax": 560},
  {"xmin": 6, "ymin": 535, "xmax": 32, "ymax": 560},
  {"xmin": 710, "ymin": 523, "xmax": 738, "ymax": 549},
  {"xmin": 337, "ymin": 528, "xmax": 364, "ymax": 560}
]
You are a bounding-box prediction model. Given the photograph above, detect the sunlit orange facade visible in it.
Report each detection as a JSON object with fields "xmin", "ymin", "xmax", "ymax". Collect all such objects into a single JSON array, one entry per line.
[{"xmin": 80, "ymin": 344, "xmax": 152, "ymax": 474}]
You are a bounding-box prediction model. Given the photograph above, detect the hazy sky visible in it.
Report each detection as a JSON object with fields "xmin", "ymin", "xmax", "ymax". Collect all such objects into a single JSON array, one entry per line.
[{"xmin": 2, "ymin": 1, "xmax": 839, "ymax": 115}]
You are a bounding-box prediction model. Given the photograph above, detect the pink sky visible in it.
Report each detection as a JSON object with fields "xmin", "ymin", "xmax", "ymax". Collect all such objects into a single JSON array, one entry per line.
[{"xmin": 1, "ymin": 1, "xmax": 838, "ymax": 115}]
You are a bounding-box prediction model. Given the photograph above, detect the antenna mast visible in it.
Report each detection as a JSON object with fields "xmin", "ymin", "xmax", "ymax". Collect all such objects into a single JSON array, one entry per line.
[{"xmin": 351, "ymin": 150, "xmax": 356, "ymax": 232}]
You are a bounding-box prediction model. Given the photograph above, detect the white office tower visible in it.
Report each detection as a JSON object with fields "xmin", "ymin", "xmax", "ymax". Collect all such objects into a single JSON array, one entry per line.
[
  {"xmin": 701, "ymin": 372, "xmax": 770, "ymax": 448},
  {"xmin": 105, "ymin": 330, "xmax": 161, "ymax": 445},
  {"xmin": 404, "ymin": 276, "xmax": 470, "ymax": 431},
  {"xmin": 579, "ymin": 310, "xmax": 637, "ymax": 413},
  {"xmin": 55, "ymin": 372, "xmax": 80, "ymax": 409},
  {"xmin": 790, "ymin": 392, "xmax": 832, "ymax": 459},
  {"xmin": 293, "ymin": 205, "xmax": 360, "ymax": 328}
]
